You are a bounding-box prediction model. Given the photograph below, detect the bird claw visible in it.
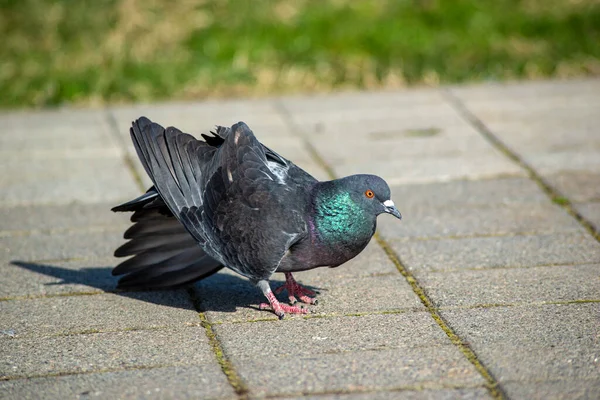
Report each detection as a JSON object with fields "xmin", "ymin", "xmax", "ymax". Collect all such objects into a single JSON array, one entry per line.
[
  {"xmin": 276, "ymin": 273, "xmax": 318, "ymax": 305},
  {"xmin": 288, "ymin": 294, "xmax": 317, "ymax": 305},
  {"xmin": 259, "ymin": 301, "xmax": 308, "ymax": 319},
  {"xmin": 259, "ymin": 274, "xmax": 316, "ymax": 319}
]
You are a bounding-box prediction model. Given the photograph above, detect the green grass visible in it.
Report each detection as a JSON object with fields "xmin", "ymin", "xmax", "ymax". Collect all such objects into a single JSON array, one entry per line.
[{"xmin": 1, "ymin": 0, "xmax": 599, "ymax": 108}]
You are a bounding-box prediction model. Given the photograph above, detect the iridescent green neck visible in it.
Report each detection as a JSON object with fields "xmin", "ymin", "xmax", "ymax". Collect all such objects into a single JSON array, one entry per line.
[{"xmin": 312, "ymin": 184, "xmax": 374, "ymax": 246}]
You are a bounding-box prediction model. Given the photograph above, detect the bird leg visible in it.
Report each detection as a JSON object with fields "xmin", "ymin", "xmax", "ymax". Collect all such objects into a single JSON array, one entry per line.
[
  {"xmin": 257, "ymin": 280, "xmax": 307, "ymax": 319},
  {"xmin": 274, "ymin": 272, "xmax": 318, "ymax": 305}
]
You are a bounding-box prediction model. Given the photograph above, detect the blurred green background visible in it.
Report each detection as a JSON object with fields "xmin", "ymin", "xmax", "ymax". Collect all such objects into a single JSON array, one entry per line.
[{"xmin": 2, "ymin": 0, "xmax": 599, "ymax": 108}]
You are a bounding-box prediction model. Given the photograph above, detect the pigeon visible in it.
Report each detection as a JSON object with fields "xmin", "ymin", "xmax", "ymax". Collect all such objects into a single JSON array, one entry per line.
[{"xmin": 112, "ymin": 117, "xmax": 401, "ymax": 319}]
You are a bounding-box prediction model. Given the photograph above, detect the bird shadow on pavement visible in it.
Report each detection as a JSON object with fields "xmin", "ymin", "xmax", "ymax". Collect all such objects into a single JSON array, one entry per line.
[
  {"xmin": 10, "ymin": 260, "xmax": 320, "ymax": 314},
  {"xmin": 193, "ymin": 272, "xmax": 320, "ymax": 314}
]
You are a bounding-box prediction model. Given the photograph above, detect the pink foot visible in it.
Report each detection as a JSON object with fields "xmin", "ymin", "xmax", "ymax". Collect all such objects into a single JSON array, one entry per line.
[
  {"xmin": 274, "ymin": 272, "xmax": 318, "ymax": 305},
  {"xmin": 259, "ymin": 291, "xmax": 308, "ymax": 319}
]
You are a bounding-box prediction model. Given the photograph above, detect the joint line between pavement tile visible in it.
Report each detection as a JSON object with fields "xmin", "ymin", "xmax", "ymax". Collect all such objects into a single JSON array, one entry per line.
[
  {"xmin": 0, "ymin": 364, "xmax": 176, "ymax": 383},
  {"xmin": 272, "ymin": 101, "xmax": 338, "ymax": 178},
  {"xmin": 186, "ymin": 287, "xmax": 249, "ymax": 399},
  {"xmin": 262, "ymin": 382, "xmax": 488, "ymax": 399},
  {"xmin": 373, "ymin": 235, "xmax": 507, "ymax": 400},
  {"xmin": 442, "ymin": 89, "xmax": 600, "ymax": 243},
  {"xmin": 275, "ymin": 98, "xmax": 507, "ymax": 400}
]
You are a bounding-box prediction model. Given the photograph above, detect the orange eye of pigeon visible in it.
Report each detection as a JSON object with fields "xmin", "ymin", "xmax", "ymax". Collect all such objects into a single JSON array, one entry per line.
[{"xmin": 365, "ymin": 190, "xmax": 374, "ymax": 198}]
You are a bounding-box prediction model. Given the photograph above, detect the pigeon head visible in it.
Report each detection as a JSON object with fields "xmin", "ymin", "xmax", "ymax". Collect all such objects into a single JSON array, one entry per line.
[
  {"xmin": 341, "ymin": 174, "xmax": 402, "ymax": 220},
  {"xmin": 311, "ymin": 174, "xmax": 401, "ymax": 247}
]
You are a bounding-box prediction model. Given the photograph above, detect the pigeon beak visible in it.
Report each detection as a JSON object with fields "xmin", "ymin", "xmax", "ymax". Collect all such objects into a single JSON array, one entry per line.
[{"xmin": 383, "ymin": 200, "xmax": 402, "ymax": 220}]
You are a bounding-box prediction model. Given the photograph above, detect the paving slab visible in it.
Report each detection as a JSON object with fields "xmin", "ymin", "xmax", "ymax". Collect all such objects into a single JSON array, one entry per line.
[
  {"xmin": 0, "ymin": 291, "xmax": 197, "ymax": 338},
  {"xmin": 0, "ymin": 152, "xmax": 140, "ymax": 207},
  {"xmin": 1, "ymin": 229, "xmax": 126, "ymax": 264},
  {"xmin": 456, "ymin": 109, "xmax": 600, "ymax": 156},
  {"xmin": 448, "ymin": 79, "xmax": 600, "ymax": 118},
  {"xmin": 215, "ymin": 313, "xmax": 447, "ymax": 358},
  {"xmin": 310, "ymin": 130, "xmax": 521, "ymax": 186},
  {"xmin": 574, "ymin": 202, "xmax": 600, "ymax": 233},
  {"xmin": 0, "ymin": 108, "xmax": 117, "ymax": 151},
  {"xmin": 281, "ymin": 89, "xmax": 525, "ymax": 185},
  {"xmin": 440, "ymin": 303, "xmax": 600, "ymax": 383},
  {"xmin": 0, "ymin": 364, "xmax": 235, "ymax": 400},
  {"xmin": 502, "ymin": 379, "xmax": 600, "ymax": 400},
  {"xmin": 449, "ymin": 79, "xmax": 600, "ymax": 208},
  {"xmin": 417, "ymin": 264, "xmax": 600, "ymax": 308},
  {"xmin": 521, "ymin": 151, "xmax": 600, "ymax": 176},
  {"xmin": 216, "ymin": 313, "xmax": 484, "ymax": 397},
  {"xmin": 388, "ymin": 232, "xmax": 600, "ymax": 273},
  {"xmin": 279, "ymin": 89, "xmax": 471, "ymax": 141},
  {"xmin": 378, "ymin": 202, "xmax": 582, "ymax": 240},
  {"xmin": 284, "ymin": 388, "xmax": 492, "ymax": 400},
  {"xmin": 334, "ymin": 152, "xmax": 524, "ymax": 186},
  {"xmin": 231, "ymin": 346, "xmax": 484, "ymax": 397},
  {"xmin": 0, "ymin": 202, "xmax": 129, "ymax": 235},
  {"xmin": 544, "ymin": 171, "xmax": 600, "ymax": 203},
  {"xmin": 0, "ymin": 327, "xmax": 213, "ymax": 379},
  {"xmin": 279, "ymin": 87, "xmax": 447, "ymax": 116},
  {"xmin": 389, "ymin": 177, "xmax": 549, "ymax": 209},
  {"xmin": 385, "ymin": 175, "xmax": 578, "ymax": 240},
  {"xmin": 1, "ymin": 258, "xmax": 120, "ymax": 298},
  {"xmin": 293, "ymin": 125, "xmax": 496, "ymax": 164},
  {"xmin": 0, "ymin": 108, "xmax": 136, "ymax": 206}
]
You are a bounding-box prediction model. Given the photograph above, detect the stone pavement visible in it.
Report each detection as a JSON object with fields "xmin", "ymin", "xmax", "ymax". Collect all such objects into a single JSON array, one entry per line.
[{"xmin": 1, "ymin": 78, "xmax": 599, "ymax": 400}]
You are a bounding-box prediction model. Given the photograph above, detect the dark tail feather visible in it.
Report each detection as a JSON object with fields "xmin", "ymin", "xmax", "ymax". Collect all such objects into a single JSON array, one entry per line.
[
  {"xmin": 112, "ymin": 247, "xmax": 184, "ymax": 276},
  {"xmin": 112, "ymin": 187, "xmax": 160, "ymax": 212},
  {"xmin": 114, "ymin": 232, "xmax": 193, "ymax": 257},
  {"xmin": 112, "ymin": 190, "xmax": 223, "ymax": 291},
  {"xmin": 117, "ymin": 255, "xmax": 222, "ymax": 290}
]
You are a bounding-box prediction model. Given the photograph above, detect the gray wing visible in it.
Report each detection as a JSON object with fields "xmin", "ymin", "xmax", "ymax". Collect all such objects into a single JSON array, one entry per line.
[
  {"xmin": 130, "ymin": 118, "xmax": 222, "ymax": 259},
  {"xmin": 204, "ymin": 125, "xmax": 317, "ymax": 188},
  {"xmin": 130, "ymin": 118, "xmax": 308, "ymax": 280}
]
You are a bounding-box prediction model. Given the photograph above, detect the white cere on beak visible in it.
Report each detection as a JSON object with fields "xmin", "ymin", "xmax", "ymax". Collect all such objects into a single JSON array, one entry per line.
[{"xmin": 383, "ymin": 200, "xmax": 395, "ymax": 208}]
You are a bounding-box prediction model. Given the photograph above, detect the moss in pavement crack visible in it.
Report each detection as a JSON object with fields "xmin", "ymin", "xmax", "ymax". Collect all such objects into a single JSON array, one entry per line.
[
  {"xmin": 186, "ymin": 288, "xmax": 248, "ymax": 398},
  {"xmin": 375, "ymin": 234, "xmax": 507, "ymax": 400}
]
